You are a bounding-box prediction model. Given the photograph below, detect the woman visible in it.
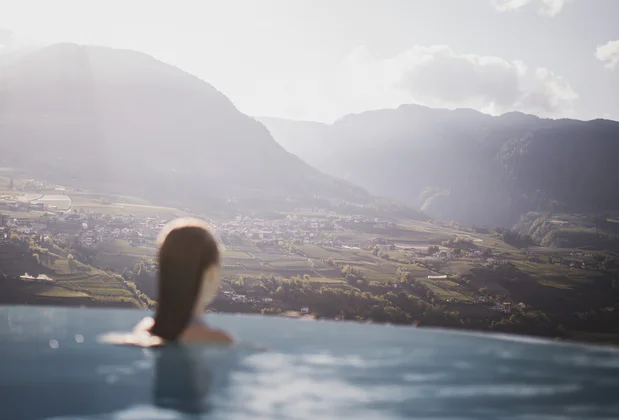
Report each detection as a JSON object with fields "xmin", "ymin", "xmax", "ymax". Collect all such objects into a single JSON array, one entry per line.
[{"xmin": 101, "ymin": 217, "xmax": 233, "ymax": 347}]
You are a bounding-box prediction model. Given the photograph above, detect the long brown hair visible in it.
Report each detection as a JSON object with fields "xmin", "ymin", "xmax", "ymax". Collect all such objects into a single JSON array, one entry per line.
[{"xmin": 150, "ymin": 218, "xmax": 220, "ymax": 342}]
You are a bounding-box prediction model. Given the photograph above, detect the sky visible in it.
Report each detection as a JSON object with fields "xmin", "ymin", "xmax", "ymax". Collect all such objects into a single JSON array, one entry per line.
[{"xmin": 0, "ymin": 0, "xmax": 618, "ymax": 123}]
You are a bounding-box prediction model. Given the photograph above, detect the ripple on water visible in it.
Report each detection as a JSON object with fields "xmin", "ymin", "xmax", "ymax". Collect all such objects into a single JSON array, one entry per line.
[
  {"xmin": 433, "ymin": 383, "xmax": 581, "ymax": 398},
  {"xmin": 554, "ymin": 354, "xmax": 619, "ymax": 369},
  {"xmin": 402, "ymin": 373, "xmax": 447, "ymax": 382}
]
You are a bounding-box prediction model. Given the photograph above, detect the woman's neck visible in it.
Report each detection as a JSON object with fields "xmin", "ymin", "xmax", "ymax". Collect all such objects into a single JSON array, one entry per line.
[{"xmin": 193, "ymin": 300, "xmax": 206, "ymax": 320}]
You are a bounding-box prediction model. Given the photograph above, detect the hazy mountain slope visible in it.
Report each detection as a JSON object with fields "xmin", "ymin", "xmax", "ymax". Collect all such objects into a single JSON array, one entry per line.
[
  {"xmin": 0, "ymin": 43, "xmax": 370, "ymax": 211},
  {"xmin": 257, "ymin": 117, "xmax": 332, "ymax": 172},
  {"xmin": 260, "ymin": 106, "xmax": 619, "ymax": 226}
]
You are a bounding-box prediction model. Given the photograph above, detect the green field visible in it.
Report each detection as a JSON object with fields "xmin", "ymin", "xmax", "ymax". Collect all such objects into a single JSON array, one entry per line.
[
  {"xmin": 35, "ymin": 285, "xmax": 91, "ymax": 298},
  {"xmin": 442, "ymin": 261, "xmax": 474, "ymax": 276},
  {"xmin": 223, "ymin": 250, "xmax": 253, "ymax": 259},
  {"xmin": 420, "ymin": 278, "xmax": 472, "ymax": 302},
  {"xmin": 69, "ymin": 191, "xmax": 196, "ymax": 219},
  {"xmin": 0, "ymin": 241, "xmax": 144, "ymax": 307},
  {"xmin": 92, "ymin": 240, "xmax": 155, "ymax": 273},
  {"xmin": 97, "ymin": 240, "xmax": 156, "ymax": 256},
  {"xmin": 50, "ymin": 259, "xmax": 135, "ymax": 300},
  {"xmin": 92, "ymin": 252, "xmax": 145, "ymax": 273},
  {"xmin": 307, "ymin": 276, "xmax": 344, "ymax": 283},
  {"xmin": 298, "ymin": 244, "xmax": 340, "ymax": 259}
]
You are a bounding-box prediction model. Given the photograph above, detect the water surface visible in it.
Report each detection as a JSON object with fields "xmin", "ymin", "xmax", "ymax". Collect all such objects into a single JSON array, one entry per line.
[{"xmin": 1, "ymin": 305, "xmax": 618, "ymax": 419}]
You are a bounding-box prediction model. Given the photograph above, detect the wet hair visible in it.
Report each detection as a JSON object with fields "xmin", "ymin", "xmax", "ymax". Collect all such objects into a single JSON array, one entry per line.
[{"xmin": 150, "ymin": 218, "xmax": 220, "ymax": 342}]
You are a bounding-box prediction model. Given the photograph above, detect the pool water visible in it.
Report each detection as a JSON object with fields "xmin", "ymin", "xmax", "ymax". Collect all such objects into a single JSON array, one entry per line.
[{"xmin": 1, "ymin": 305, "xmax": 619, "ymax": 419}]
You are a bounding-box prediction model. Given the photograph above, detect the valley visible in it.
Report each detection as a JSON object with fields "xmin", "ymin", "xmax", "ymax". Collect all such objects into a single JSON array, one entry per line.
[{"xmin": 2, "ymin": 174, "xmax": 618, "ymax": 344}]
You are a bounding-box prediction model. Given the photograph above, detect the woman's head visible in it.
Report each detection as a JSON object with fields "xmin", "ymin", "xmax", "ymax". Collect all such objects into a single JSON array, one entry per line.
[{"xmin": 150, "ymin": 218, "xmax": 221, "ymax": 342}]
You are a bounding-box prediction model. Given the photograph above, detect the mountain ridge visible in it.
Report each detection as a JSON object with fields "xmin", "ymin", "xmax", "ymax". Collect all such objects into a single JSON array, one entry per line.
[
  {"xmin": 0, "ymin": 43, "xmax": 379, "ymax": 214},
  {"xmin": 260, "ymin": 105, "xmax": 619, "ymax": 226}
]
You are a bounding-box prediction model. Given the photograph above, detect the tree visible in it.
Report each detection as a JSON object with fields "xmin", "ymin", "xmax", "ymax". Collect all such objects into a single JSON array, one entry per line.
[
  {"xmin": 9, "ymin": 178, "xmax": 13, "ymax": 190},
  {"xmin": 261, "ymin": 307, "xmax": 282, "ymax": 315},
  {"xmin": 67, "ymin": 254, "xmax": 76, "ymax": 271},
  {"xmin": 303, "ymin": 274, "xmax": 311, "ymax": 281},
  {"xmin": 594, "ymin": 254, "xmax": 606, "ymax": 263},
  {"xmin": 400, "ymin": 272, "xmax": 413, "ymax": 284},
  {"xmin": 133, "ymin": 262, "xmax": 144, "ymax": 276},
  {"xmin": 427, "ymin": 245, "xmax": 440, "ymax": 255},
  {"xmin": 32, "ymin": 253, "xmax": 40, "ymax": 264}
]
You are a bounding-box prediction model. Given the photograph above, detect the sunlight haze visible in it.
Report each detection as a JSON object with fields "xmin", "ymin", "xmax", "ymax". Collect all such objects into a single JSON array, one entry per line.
[
  {"xmin": 1, "ymin": 0, "xmax": 618, "ymax": 122},
  {"xmin": 3, "ymin": 3, "xmax": 619, "ymax": 416}
]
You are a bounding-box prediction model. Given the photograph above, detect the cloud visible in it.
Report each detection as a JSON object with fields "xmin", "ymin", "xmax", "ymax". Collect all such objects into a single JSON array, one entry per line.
[
  {"xmin": 393, "ymin": 46, "xmax": 526, "ymax": 110},
  {"xmin": 596, "ymin": 39, "xmax": 619, "ymax": 70},
  {"xmin": 340, "ymin": 45, "xmax": 578, "ymax": 117},
  {"xmin": 248, "ymin": 45, "xmax": 577, "ymax": 123},
  {"xmin": 521, "ymin": 68, "xmax": 579, "ymax": 111},
  {"xmin": 490, "ymin": 0, "xmax": 569, "ymax": 17},
  {"xmin": 491, "ymin": 0, "xmax": 533, "ymax": 12},
  {"xmin": 539, "ymin": 0, "xmax": 568, "ymax": 16}
]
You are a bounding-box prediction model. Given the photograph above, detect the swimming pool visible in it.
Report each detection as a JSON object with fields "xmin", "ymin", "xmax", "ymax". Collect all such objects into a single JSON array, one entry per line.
[{"xmin": 1, "ymin": 305, "xmax": 618, "ymax": 419}]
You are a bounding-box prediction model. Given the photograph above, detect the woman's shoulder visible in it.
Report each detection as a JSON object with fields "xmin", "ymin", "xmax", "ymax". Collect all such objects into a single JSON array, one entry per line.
[
  {"xmin": 180, "ymin": 324, "xmax": 234, "ymax": 344},
  {"xmin": 98, "ymin": 316, "xmax": 233, "ymax": 347},
  {"xmin": 97, "ymin": 317, "xmax": 163, "ymax": 347}
]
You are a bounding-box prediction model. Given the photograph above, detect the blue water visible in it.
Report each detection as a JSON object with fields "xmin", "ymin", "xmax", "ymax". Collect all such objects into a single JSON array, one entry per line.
[{"xmin": 1, "ymin": 306, "xmax": 619, "ymax": 419}]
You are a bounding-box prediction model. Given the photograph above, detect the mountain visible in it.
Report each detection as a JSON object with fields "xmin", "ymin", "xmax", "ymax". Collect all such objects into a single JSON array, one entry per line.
[
  {"xmin": 260, "ymin": 105, "xmax": 619, "ymax": 227},
  {"xmin": 0, "ymin": 43, "xmax": 373, "ymax": 214},
  {"xmin": 256, "ymin": 118, "xmax": 332, "ymax": 172}
]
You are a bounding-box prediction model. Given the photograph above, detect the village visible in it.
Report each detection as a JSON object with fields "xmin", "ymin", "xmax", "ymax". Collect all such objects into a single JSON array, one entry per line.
[
  {"xmin": 1, "ymin": 181, "xmax": 614, "ymax": 330},
  {"xmin": 216, "ymin": 213, "xmax": 395, "ymax": 246},
  {"xmin": 0, "ymin": 210, "xmax": 164, "ymax": 248}
]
